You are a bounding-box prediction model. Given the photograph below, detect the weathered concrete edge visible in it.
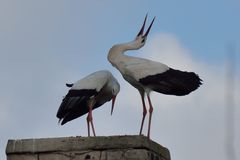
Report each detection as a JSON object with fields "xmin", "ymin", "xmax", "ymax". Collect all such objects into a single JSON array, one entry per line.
[{"xmin": 6, "ymin": 135, "xmax": 170, "ymax": 159}]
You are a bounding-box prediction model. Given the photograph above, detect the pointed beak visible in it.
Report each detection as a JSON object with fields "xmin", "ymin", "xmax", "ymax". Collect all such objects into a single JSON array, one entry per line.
[
  {"xmin": 143, "ymin": 16, "xmax": 155, "ymax": 38},
  {"xmin": 111, "ymin": 95, "xmax": 117, "ymax": 115},
  {"xmin": 137, "ymin": 14, "xmax": 148, "ymax": 36},
  {"xmin": 136, "ymin": 14, "xmax": 155, "ymax": 38}
]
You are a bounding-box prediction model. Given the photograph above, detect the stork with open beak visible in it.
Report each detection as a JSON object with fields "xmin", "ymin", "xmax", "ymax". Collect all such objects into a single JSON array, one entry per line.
[
  {"xmin": 57, "ymin": 70, "xmax": 120, "ymax": 136},
  {"xmin": 108, "ymin": 15, "xmax": 202, "ymax": 138}
]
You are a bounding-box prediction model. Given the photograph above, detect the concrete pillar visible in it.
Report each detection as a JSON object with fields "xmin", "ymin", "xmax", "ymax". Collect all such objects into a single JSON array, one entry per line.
[{"xmin": 6, "ymin": 135, "xmax": 171, "ymax": 160}]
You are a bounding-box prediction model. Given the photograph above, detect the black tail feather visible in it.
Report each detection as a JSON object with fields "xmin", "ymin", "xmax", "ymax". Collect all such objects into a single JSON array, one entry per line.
[{"xmin": 66, "ymin": 83, "xmax": 73, "ymax": 87}]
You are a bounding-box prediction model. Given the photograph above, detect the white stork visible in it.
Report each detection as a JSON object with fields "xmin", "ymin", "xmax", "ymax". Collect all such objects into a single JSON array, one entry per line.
[
  {"xmin": 57, "ymin": 70, "xmax": 120, "ymax": 136},
  {"xmin": 108, "ymin": 15, "xmax": 202, "ymax": 138}
]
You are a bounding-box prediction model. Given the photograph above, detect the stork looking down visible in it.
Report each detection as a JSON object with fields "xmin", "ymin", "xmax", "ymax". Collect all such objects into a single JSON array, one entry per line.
[
  {"xmin": 108, "ymin": 15, "xmax": 202, "ymax": 138},
  {"xmin": 57, "ymin": 70, "xmax": 120, "ymax": 136}
]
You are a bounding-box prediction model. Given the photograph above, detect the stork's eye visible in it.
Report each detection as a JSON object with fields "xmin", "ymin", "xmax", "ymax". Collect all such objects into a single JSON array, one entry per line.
[{"xmin": 141, "ymin": 38, "xmax": 145, "ymax": 43}]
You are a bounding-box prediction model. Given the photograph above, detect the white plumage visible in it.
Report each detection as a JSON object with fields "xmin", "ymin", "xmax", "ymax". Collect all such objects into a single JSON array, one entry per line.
[
  {"xmin": 108, "ymin": 15, "xmax": 202, "ymax": 138},
  {"xmin": 71, "ymin": 70, "xmax": 114, "ymax": 92},
  {"xmin": 57, "ymin": 70, "xmax": 120, "ymax": 136},
  {"xmin": 109, "ymin": 46, "xmax": 169, "ymax": 81}
]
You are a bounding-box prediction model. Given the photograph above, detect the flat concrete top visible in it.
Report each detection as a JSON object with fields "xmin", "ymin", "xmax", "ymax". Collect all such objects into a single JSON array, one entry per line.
[{"xmin": 6, "ymin": 135, "xmax": 170, "ymax": 159}]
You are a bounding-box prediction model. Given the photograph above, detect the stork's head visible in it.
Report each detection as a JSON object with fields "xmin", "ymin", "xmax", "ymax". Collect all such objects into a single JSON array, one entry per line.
[
  {"xmin": 133, "ymin": 14, "xmax": 155, "ymax": 49},
  {"xmin": 110, "ymin": 80, "xmax": 120, "ymax": 115}
]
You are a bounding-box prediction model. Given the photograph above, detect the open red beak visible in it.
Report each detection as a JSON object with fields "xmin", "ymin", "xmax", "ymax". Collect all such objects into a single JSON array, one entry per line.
[
  {"xmin": 111, "ymin": 95, "xmax": 117, "ymax": 115},
  {"xmin": 136, "ymin": 14, "xmax": 155, "ymax": 38}
]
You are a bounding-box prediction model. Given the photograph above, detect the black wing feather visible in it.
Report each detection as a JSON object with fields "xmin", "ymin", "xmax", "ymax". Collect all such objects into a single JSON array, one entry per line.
[
  {"xmin": 56, "ymin": 89, "xmax": 97, "ymax": 125},
  {"xmin": 139, "ymin": 68, "xmax": 202, "ymax": 96}
]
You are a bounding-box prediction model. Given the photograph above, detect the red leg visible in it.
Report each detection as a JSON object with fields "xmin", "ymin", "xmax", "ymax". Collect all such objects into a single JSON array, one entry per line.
[
  {"xmin": 90, "ymin": 120, "xmax": 96, "ymax": 136},
  {"xmin": 86, "ymin": 115, "xmax": 90, "ymax": 137},
  {"xmin": 139, "ymin": 92, "xmax": 147, "ymax": 135},
  {"xmin": 87, "ymin": 104, "xmax": 96, "ymax": 136},
  {"xmin": 147, "ymin": 94, "xmax": 153, "ymax": 138}
]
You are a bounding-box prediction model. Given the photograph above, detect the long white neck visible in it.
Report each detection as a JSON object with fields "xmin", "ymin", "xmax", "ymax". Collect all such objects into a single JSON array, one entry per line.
[{"xmin": 108, "ymin": 41, "xmax": 139, "ymax": 67}]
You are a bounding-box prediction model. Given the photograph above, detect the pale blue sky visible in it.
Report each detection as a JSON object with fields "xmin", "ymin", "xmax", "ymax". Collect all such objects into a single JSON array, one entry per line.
[{"xmin": 0, "ymin": 1, "xmax": 239, "ymax": 160}]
